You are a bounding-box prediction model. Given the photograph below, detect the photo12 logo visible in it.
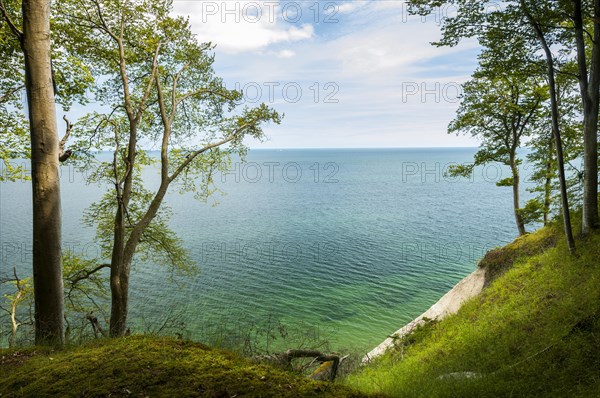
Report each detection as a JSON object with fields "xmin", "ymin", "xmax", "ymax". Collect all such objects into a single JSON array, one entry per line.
[
  {"xmin": 401, "ymin": 82, "xmax": 463, "ymax": 104},
  {"xmin": 398, "ymin": 2, "xmax": 506, "ymax": 26},
  {"xmin": 232, "ymin": 81, "xmax": 340, "ymax": 104},
  {"xmin": 197, "ymin": 240, "xmax": 340, "ymax": 264},
  {"xmin": 400, "ymin": 162, "xmax": 539, "ymax": 184},
  {"xmin": 221, "ymin": 162, "xmax": 340, "ymax": 183},
  {"xmin": 197, "ymin": 1, "xmax": 342, "ymax": 24}
]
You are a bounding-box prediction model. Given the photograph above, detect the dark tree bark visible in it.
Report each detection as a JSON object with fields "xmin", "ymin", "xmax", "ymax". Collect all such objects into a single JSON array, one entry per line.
[
  {"xmin": 510, "ymin": 154, "xmax": 527, "ymax": 236},
  {"xmin": 21, "ymin": 0, "xmax": 65, "ymax": 345},
  {"xmin": 543, "ymin": 136, "xmax": 554, "ymax": 226},
  {"xmin": 573, "ymin": 0, "xmax": 600, "ymax": 235},
  {"xmin": 521, "ymin": 1, "xmax": 576, "ymax": 253}
]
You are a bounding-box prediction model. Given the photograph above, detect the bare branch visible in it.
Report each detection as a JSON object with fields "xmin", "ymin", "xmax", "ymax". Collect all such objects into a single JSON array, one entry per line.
[
  {"xmin": 67, "ymin": 285, "xmax": 105, "ymax": 314},
  {"xmin": 134, "ymin": 43, "xmax": 162, "ymax": 124},
  {"xmin": 67, "ymin": 263, "xmax": 110, "ymax": 288},
  {"xmin": 0, "ymin": 84, "xmax": 24, "ymax": 104},
  {"xmin": 155, "ymin": 71, "xmax": 171, "ymax": 183},
  {"xmin": 255, "ymin": 349, "xmax": 343, "ymax": 382},
  {"xmin": 168, "ymin": 135, "xmax": 235, "ymax": 183},
  {"xmin": 86, "ymin": 312, "xmax": 108, "ymax": 338},
  {"xmin": 90, "ymin": 0, "xmax": 117, "ymax": 41},
  {"xmin": 59, "ymin": 116, "xmax": 74, "ymax": 162},
  {"xmin": 0, "ymin": 0, "xmax": 23, "ymax": 40},
  {"xmin": 169, "ymin": 63, "xmax": 189, "ymax": 122},
  {"xmin": 8, "ymin": 267, "xmax": 26, "ymax": 347},
  {"xmin": 111, "ymin": 120, "xmax": 123, "ymax": 192},
  {"xmin": 175, "ymin": 88, "xmax": 238, "ymax": 110},
  {"xmin": 60, "ymin": 115, "xmax": 73, "ymax": 147}
]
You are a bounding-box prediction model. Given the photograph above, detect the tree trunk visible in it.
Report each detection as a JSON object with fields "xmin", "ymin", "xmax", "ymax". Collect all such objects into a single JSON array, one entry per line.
[
  {"xmin": 109, "ymin": 203, "xmax": 129, "ymax": 337},
  {"xmin": 109, "ymin": 267, "xmax": 129, "ymax": 337},
  {"xmin": 522, "ymin": 0, "xmax": 576, "ymax": 253},
  {"xmin": 510, "ymin": 156, "xmax": 526, "ymax": 236},
  {"xmin": 573, "ymin": 0, "xmax": 600, "ymax": 234},
  {"xmin": 543, "ymin": 136, "xmax": 554, "ymax": 226},
  {"xmin": 108, "ymin": 182, "xmax": 169, "ymax": 336},
  {"xmin": 21, "ymin": 0, "xmax": 64, "ymax": 346},
  {"xmin": 108, "ymin": 115, "xmax": 137, "ymax": 337},
  {"xmin": 546, "ymin": 58, "xmax": 577, "ymax": 254}
]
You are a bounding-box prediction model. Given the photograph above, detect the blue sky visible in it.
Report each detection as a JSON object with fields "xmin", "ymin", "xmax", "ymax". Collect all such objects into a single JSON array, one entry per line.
[{"xmin": 172, "ymin": 0, "xmax": 482, "ymax": 148}]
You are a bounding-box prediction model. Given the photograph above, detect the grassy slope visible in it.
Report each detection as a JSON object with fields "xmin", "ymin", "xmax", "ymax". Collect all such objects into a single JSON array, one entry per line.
[
  {"xmin": 0, "ymin": 336, "xmax": 373, "ymax": 397},
  {"xmin": 344, "ymin": 222, "xmax": 600, "ymax": 397},
  {"xmin": 3, "ymin": 223, "xmax": 600, "ymax": 398}
]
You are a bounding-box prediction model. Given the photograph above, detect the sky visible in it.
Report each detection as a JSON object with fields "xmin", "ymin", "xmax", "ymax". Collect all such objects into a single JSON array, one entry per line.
[{"xmin": 171, "ymin": 0, "xmax": 482, "ymax": 148}]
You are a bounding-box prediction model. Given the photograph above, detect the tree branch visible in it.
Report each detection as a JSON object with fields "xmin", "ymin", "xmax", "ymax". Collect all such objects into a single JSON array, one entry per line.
[
  {"xmin": 134, "ymin": 43, "xmax": 162, "ymax": 124},
  {"xmin": 168, "ymin": 135, "xmax": 235, "ymax": 183},
  {"xmin": 255, "ymin": 349, "xmax": 343, "ymax": 382},
  {"xmin": 155, "ymin": 70, "xmax": 170, "ymax": 183},
  {"xmin": 175, "ymin": 88, "xmax": 239, "ymax": 109},
  {"xmin": 170, "ymin": 64, "xmax": 189, "ymax": 123},
  {"xmin": 90, "ymin": 0, "xmax": 117, "ymax": 41},
  {"xmin": 67, "ymin": 263, "xmax": 110, "ymax": 288},
  {"xmin": 59, "ymin": 116, "xmax": 74, "ymax": 162},
  {"xmin": 0, "ymin": 0, "xmax": 22, "ymax": 41},
  {"xmin": 0, "ymin": 84, "xmax": 24, "ymax": 104},
  {"xmin": 86, "ymin": 312, "xmax": 108, "ymax": 338}
]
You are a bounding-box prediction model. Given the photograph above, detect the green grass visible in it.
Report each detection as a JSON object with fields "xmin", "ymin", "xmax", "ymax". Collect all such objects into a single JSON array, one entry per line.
[
  {"xmin": 0, "ymin": 336, "xmax": 374, "ymax": 397},
  {"xmin": 3, "ymin": 222, "xmax": 600, "ymax": 397},
  {"xmin": 343, "ymin": 222, "xmax": 600, "ymax": 397}
]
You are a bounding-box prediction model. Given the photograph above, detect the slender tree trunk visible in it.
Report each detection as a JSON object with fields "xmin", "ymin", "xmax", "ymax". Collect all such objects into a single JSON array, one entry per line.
[
  {"xmin": 584, "ymin": 0, "xmax": 600, "ymax": 232},
  {"xmin": 109, "ymin": 271, "xmax": 129, "ymax": 337},
  {"xmin": 510, "ymin": 155, "xmax": 526, "ymax": 236},
  {"xmin": 109, "ymin": 204, "xmax": 128, "ymax": 337},
  {"xmin": 543, "ymin": 136, "xmax": 554, "ymax": 226},
  {"xmin": 21, "ymin": 0, "xmax": 64, "ymax": 346},
  {"xmin": 108, "ymin": 173, "xmax": 170, "ymax": 336},
  {"xmin": 522, "ymin": 0, "xmax": 576, "ymax": 253},
  {"xmin": 109, "ymin": 113, "xmax": 137, "ymax": 337},
  {"xmin": 546, "ymin": 58, "xmax": 576, "ymax": 254},
  {"xmin": 573, "ymin": 0, "xmax": 600, "ymax": 234},
  {"xmin": 549, "ymin": 74, "xmax": 577, "ymax": 253}
]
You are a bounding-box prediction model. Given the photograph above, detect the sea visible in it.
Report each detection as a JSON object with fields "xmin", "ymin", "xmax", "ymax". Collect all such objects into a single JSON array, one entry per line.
[{"xmin": 0, "ymin": 148, "xmax": 537, "ymax": 352}]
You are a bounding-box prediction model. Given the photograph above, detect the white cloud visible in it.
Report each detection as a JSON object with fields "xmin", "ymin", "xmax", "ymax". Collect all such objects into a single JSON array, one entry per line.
[
  {"xmin": 337, "ymin": 1, "xmax": 367, "ymax": 14},
  {"xmin": 331, "ymin": 23, "xmax": 477, "ymax": 78},
  {"xmin": 174, "ymin": 0, "xmax": 481, "ymax": 148},
  {"xmin": 172, "ymin": 1, "xmax": 314, "ymax": 54},
  {"xmin": 277, "ymin": 49, "xmax": 296, "ymax": 59}
]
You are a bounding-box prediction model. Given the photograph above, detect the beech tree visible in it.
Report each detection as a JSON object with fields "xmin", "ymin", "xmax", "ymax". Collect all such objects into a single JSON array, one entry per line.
[
  {"xmin": 519, "ymin": 0, "xmax": 577, "ymax": 252},
  {"xmin": 1, "ymin": 0, "xmax": 94, "ymax": 345},
  {"xmin": 408, "ymin": 0, "xmax": 580, "ymax": 252},
  {"xmin": 571, "ymin": 0, "xmax": 600, "ymax": 234},
  {"xmin": 0, "ymin": 0, "xmax": 65, "ymax": 345},
  {"xmin": 58, "ymin": 0, "xmax": 281, "ymax": 337},
  {"xmin": 448, "ymin": 42, "xmax": 547, "ymax": 236},
  {"xmin": 525, "ymin": 60, "xmax": 582, "ymax": 226}
]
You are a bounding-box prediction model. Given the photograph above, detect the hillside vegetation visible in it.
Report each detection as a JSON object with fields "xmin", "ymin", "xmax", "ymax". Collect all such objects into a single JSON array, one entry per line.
[
  {"xmin": 2, "ymin": 221, "xmax": 600, "ymax": 397},
  {"xmin": 0, "ymin": 336, "xmax": 373, "ymax": 397},
  {"xmin": 344, "ymin": 221, "xmax": 600, "ymax": 397}
]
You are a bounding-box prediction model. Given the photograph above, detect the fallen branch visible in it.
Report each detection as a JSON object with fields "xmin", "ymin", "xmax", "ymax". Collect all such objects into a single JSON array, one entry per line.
[
  {"xmin": 86, "ymin": 313, "xmax": 107, "ymax": 339},
  {"xmin": 255, "ymin": 349, "xmax": 346, "ymax": 382}
]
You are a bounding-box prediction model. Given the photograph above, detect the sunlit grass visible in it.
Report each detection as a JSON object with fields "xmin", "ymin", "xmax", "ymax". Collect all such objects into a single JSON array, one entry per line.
[{"xmin": 344, "ymin": 220, "xmax": 600, "ymax": 397}]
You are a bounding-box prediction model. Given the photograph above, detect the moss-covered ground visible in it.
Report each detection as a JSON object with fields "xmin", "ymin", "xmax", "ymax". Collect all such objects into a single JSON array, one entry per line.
[{"xmin": 0, "ymin": 335, "xmax": 374, "ymax": 397}]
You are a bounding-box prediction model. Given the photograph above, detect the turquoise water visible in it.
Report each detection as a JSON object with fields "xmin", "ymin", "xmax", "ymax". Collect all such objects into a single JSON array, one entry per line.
[{"xmin": 0, "ymin": 148, "xmax": 534, "ymax": 351}]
